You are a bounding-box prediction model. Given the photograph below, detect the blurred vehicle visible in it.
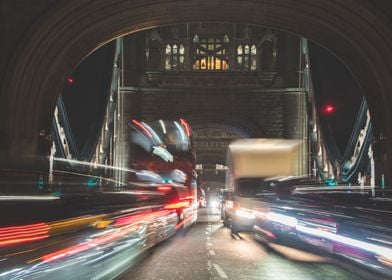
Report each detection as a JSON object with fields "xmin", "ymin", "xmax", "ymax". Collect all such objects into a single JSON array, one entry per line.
[
  {"xmin": 219, "ymin": 189, "xmax": 232, "ymax": 226},
  {"xmin": 197, "ymin": 187, "xmax": 206, "ymax": 208},
  {"xmin": 223, "ymin": 139, "xmax": 304, "ymax": 234},
  {"xmin": 252, "ymin": 185, "xmax": 392, "ymax": 278},
  {"xmin": 206, "ymin": 188, "xmax": 221, "ymax": 209},
  {"xmin": 0, "ymin": 179, "xmax": 179, "ymax": 280},
  {"xmin": 128, "ymin": 119, "xmax": 198, "ymax": 227},
  {"xmin": 155, "ymin": 183, "xmax": 196, "ymax": 229}
]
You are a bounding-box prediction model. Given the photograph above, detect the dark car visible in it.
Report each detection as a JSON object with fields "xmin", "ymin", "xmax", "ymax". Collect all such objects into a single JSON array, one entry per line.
[{"xmin": 222, "ymin": 176, "xmax": 319, "ymax": 234}]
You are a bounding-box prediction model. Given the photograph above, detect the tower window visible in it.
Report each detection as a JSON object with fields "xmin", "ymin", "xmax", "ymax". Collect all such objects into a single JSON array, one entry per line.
[
  {"xmin": 193, "ymin": 37, "xmax": 229, "ymax": 71},
  {"xmin": 165, "ymin": 44, "xmax": 185, "ymax": 70},
  {"xmin": 237, "ymin": 44, "xmax": 257, "ymax": 71}
]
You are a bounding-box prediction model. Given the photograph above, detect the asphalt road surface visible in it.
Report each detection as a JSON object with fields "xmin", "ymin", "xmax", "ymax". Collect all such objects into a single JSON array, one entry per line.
[{"xmin": 121, "ymin": 208, "xmax": 363, "ymax": 280}]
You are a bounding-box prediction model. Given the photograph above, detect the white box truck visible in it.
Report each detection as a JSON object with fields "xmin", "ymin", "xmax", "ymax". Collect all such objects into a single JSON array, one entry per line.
[{"xmin": 222, "ymin": 139, "xmax": 304, "ymax": 233}]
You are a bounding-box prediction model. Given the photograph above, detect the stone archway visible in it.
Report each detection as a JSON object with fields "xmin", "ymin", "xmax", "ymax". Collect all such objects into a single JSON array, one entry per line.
[{"xmin": 2, "ymin": 0, "xmax": 392, "ymax": 182}]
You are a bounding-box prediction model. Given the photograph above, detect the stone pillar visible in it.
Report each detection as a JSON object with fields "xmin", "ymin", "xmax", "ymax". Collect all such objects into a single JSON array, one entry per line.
[
  {"xmin": 275, "ymin": 33, "xmax": 300, "ymax": 88},
  {"xmin": 123, "ymin": 33, "xmax": 146, "ymax": 87},
  {"xmin": 112, "ymin": 89, "xmax": 141, "ymax": 189},
  {"xmin": 112, "ymin": 38, "xmax": 141, "ymax": 189},
  {"xmin": 282, "ymin": 91, "xmax": 308, "ymax": 176},
  {"xmin": 373, "ymin": 132, "xmax": 388, "ymax": 189}
]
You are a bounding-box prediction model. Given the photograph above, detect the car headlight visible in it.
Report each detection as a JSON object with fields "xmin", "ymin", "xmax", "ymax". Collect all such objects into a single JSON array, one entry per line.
[
  {"xmin": 235, "ymin": 208, "xmax": 256, "ymax": 219},
  {"xmin": 210, "ymin": 200, "xmax": 220, "ymax": 208},
  {"xmin": 266, "ymin": 212, "xmax": 297, "ymax": 227}
]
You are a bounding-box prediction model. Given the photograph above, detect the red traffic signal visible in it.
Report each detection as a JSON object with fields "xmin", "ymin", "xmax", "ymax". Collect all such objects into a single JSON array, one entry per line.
[
  {"xmin": 322, "ymin": 104, "xmax": 335, "ymax": 115},
  {"xmin": 66, "ymin": 76, "xmax": 75, "ymax": 86}
]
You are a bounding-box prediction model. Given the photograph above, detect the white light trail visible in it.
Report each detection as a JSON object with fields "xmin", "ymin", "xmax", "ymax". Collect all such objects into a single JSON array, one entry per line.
[
  {"xmin": 266, "ymin": 212, "xmax": 297, "ymax": 227},
  {"xmin": 53, "ymin": 157, "xmax": 136, "ymax": 173},
  {"xmin": 159, "ymin": 120, "xmax": 167, "ymax": 134},
  {"xmin": 174, "ymin": 121, "xmax": 186, "ymax": 141},
  {"xmin": 296, "ymin": 225, "xmax": 392, "ymax": 259},
  {"xmin": 0, "ymin": 196, "xmax": 60, "ymax": 201},
  {"xmin": 236, "ymin": 208, "xmax": 256, "ymax": 219}
]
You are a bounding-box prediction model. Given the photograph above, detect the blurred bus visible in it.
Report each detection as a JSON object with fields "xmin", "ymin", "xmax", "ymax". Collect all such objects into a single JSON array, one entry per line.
[{"xmin": 128, "ymin": 119, "xmax": 198, "ymax": 227}]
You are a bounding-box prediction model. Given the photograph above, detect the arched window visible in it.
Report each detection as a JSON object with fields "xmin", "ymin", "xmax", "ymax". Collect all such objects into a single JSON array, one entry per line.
[
  {"xmin": 193, "ymin": 37, "xmax": 229, "ymax": 71},
  {"xmin": 237, "ymin": 44, "xmax": 257, "ymax": 71},
  {"xmin": 165, "ymin": 44, "xmax": 185, "ymax": 70}
]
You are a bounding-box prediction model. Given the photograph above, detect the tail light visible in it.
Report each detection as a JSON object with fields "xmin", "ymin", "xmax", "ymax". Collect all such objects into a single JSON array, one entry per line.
[
  {"xmin": 164, "ymin": 200, "xmax": 190, "ymax": 209},
  {"xmin": 0, "ymin": 222, "xmax": 50, "ymax": 247},
  {"xmin": 157, "ymin": 185, "xmax": 172, "ymax": 193}
]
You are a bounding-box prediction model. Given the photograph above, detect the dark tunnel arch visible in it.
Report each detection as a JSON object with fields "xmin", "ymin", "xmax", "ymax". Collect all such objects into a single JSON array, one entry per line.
[{"xmin": 1, "ymin": 0, "xmax": 392, "ymax": 181}]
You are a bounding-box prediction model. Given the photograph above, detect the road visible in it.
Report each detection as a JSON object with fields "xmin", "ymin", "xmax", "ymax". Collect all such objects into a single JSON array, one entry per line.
[{"xmin": 121, "ymin": 208, "xmax": 363, "ymax": 280}]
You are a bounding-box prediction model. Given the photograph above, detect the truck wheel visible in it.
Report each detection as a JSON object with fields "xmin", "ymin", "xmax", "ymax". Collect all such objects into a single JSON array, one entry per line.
[{"xmin": 231, "ymin": 220, "xmax": 240, "ymax": 234}]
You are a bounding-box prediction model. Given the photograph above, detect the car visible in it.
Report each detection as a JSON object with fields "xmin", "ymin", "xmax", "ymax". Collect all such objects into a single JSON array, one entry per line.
[{"xmin": 197, "ymin": 186, "xmax": 206, "ymax": 208}]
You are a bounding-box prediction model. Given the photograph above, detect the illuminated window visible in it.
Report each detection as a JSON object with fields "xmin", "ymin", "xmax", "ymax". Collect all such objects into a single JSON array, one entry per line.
[
  {"xmin": 193, "ymin": 37, "xmax": 229, "ymax": 71},
  {"xmin": 165, "ymin": 44, "xmax": 185, "ymax": 70},
  {"xmin": 237, "ymin": 44, "xmax": 257, "ymax": 71}
]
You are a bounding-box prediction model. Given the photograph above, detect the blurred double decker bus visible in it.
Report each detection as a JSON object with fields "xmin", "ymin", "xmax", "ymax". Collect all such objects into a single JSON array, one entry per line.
[{"xmin": 128, "ymin": 119, "xmax": 198, "ymax": 227}]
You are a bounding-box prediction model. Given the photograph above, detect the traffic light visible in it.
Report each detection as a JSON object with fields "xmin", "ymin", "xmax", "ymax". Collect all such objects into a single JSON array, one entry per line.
[
  {"xmin": 66, "ymin": 76, "xmax": 75, "ymax": 86},
  {"xmin": 321, "ymin": 104, "xmax": 335, "ymax": 115}
]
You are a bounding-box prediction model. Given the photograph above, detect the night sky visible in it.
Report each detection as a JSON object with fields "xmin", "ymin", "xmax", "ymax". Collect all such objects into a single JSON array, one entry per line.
[
  {"xmin": 61, "ymin": 42, "xmax": 115, "ymax": 159},
  {"xmin": 309, "ymin": 41, "xmax": 363, "ymax": 156}
]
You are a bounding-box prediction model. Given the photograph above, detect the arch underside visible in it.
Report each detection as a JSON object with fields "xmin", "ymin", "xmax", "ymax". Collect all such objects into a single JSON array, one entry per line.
[{"xmin": 1, "ymin": 0, "xmax": 392, "ymax": 179}]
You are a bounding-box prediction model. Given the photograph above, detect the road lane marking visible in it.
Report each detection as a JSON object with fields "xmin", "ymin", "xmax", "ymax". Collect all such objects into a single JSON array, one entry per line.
[
  {"xmin": 209, "ymin": 250, "xmax": 215, "ymax": 256},
  {"xmin": 213, "ymin": 263, "xmax": 228, "ymax": 279},
  {"xmin": 207, "ymin": 242, "xmax": 213, "ymax": 246}
]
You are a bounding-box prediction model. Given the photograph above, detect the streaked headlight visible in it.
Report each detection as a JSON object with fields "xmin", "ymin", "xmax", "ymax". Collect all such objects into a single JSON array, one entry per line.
[
  {"xmin": 210, "ymin": 200, "xmax": 220, "ymax": 208},
  {"xmin": 266, "ymin": 212, "xmax": 297, "ymax": 227},
  {"xmin": 235, "ymin": 208, "xmax": 256, "ymax": 219}
]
